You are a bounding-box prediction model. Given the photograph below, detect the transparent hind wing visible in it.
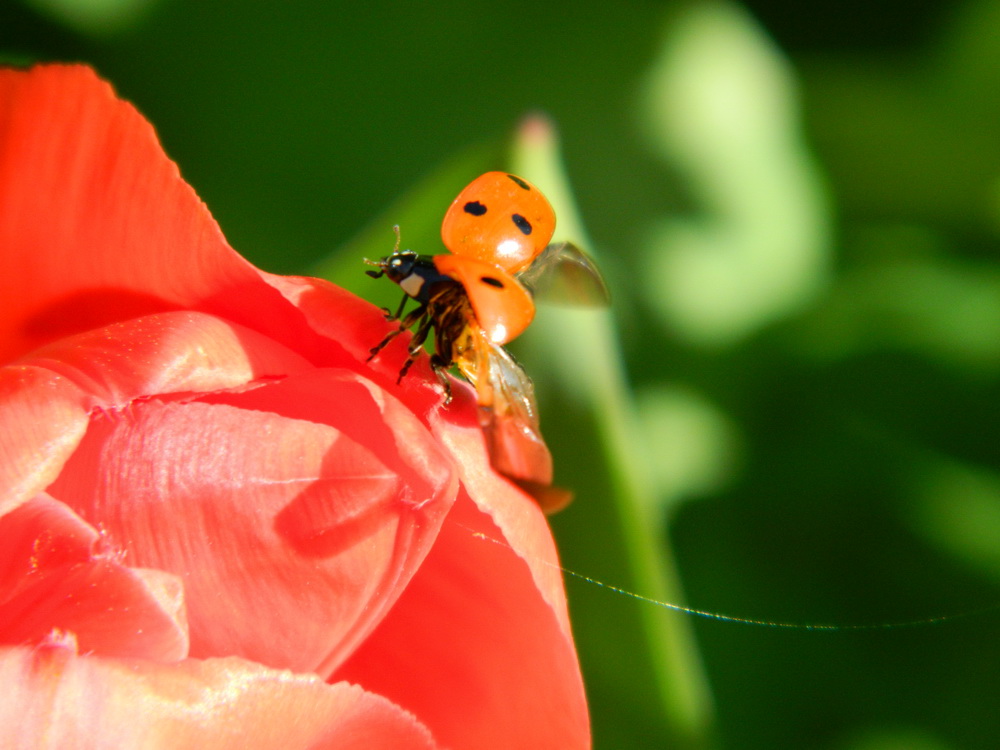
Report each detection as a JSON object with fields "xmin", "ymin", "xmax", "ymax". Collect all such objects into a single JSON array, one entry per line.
[
  {"xmin": 516, "ymin": 241, "xmax": 609, "ymax": 306},
  {"xmin": 457, "ymin": 330, "xmax": 554, "ymax": 489}
]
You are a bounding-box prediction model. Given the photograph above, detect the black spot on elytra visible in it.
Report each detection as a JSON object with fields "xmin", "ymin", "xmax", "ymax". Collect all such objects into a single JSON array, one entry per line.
[
  {"xmin": 511, "ymin": 213, "xmax": 532, "ymax": 235},
  {"xmin": 480, "ymin": 276, "xmax": 504, "ymax": 288},
  {"xmin": 464, "ymin": 200, "xmax": 487, "ymax": 216},
  {"xmin": 506, "ymin": 174, "xmax": 530, "ymax": 190}
]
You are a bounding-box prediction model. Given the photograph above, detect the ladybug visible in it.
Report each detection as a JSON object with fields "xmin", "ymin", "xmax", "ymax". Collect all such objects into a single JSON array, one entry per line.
[{"xmin": 365, "ymin": 172, "xmax": 607, "ymax": 512}]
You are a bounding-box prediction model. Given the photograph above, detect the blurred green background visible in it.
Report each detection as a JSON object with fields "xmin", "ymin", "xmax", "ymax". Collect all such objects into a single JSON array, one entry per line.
[{"xmin": 6, "ymin": 0, "xmax": 1000, "ymax": 747}]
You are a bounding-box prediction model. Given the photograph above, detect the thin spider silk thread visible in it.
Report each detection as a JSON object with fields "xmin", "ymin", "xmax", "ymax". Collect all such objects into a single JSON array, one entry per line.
[{"xmin": 458, "ymin": 524, "xmax": 1000, "ymax": 631}]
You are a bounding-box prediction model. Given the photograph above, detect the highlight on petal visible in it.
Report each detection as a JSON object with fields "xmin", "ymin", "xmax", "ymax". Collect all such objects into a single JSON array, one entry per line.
[
  {"xmin": 0, "ymin": 310, "xmax": 312, "ymax": 518},
  {"xmin": 0, "ymin": 365, "xmax": 91, "ymax": 516},
  {"xmin": 0, "ymin": 644, "xmax": 442, "ymax": 749},
  {"xmin": 46, "ymin": 369, "xmax": 457, "ymax": 677},
  {"xmin": 18, "ymin": 310, "xmax": 313, "ymax": 406},
  {"xmin": 0, "ymin": 495, "xmax": 188, "ymax": 661}
]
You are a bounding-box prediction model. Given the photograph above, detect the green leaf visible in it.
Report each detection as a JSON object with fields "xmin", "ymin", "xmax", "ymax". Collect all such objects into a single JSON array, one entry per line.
[{"xmin": 510, "ymin": 114, "xmax": 718, "ymax": 749}]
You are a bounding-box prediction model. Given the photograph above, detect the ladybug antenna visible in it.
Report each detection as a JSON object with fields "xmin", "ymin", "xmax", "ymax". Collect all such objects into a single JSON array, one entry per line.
[{"xmin": 363, "ymin": 224, "xmax": 404, "ymax": 278}]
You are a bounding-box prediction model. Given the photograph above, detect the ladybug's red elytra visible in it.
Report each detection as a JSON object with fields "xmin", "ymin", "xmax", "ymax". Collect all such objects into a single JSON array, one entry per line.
[
  {"xmin": 440, "ymin": 171, "xmax": 556, "ymax": 274},
  {"xmin": 365, "ymin": 172, "xmax": 607, "ymax": 512}
]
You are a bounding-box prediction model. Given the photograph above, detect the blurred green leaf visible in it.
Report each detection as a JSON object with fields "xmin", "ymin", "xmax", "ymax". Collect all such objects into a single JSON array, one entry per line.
[
  {"xmin": 838, "ymin": 725, "xmax": 954, "ymax": 750},
  {"xmin": 312, "ymin": 141, "xmax": 498, "ymax": 306},
  {"xmin": 639, "ymin": 1, "xmax": 830, "ymax": 345},
  {"xmin": 806, "ymin": 1, "xmax": 1000, "ymax": 233},
  {"xmin": 795, "ymin": 247, "xmax": 1000, "ymax": 374},
  {"xmin": 635, "ymin": 385, "xmax": 741, "ymax": 507},
  {"xmin": 511, "ymin": 115, "xmax": 717, "ymax": 749},
  {"xmin": 22, "ymin": 0, "xmax": 160, "ymax": 35},
  {"xmin": 911, "ymin": 456, "xmax": 1000, "ymax": 581}
]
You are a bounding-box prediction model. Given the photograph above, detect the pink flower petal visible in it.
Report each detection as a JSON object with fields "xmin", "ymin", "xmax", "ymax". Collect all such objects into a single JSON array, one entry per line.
[
  {"xmin": 1, "ymin": 642, "xmax": 442, "ymax": 749},
  {"xmin": 265, "ymin": 272, "xmax": 457, "ymax": 412},
  {"xmin": 337, "ymin": 491, "xmax": 590, "ymax": 750},
  {"xmin": 46, "ymin": 370, "xmax": 457, "ymax": 676},
  {"xmin": 0, "ymin": 64, "xmax": 243, "ymax": 359},
  {"xmin": 433, "ymin": 410, "xmax": 575, "ymax": 633},
  {"xmin": 0, "ymin": 64, "xmax": 590, "ymax": 747},
  {"xmin": 19, "ymin": 311, "xmax": 313, "ymax": 405},
  {"xmin": 0, "ymin": 495, "xmax": 188, "ymax": 660},
  {"xmin": 0, "ymin": 65, "xmax": 367, "ymax": 374},
  {"xmin": 0, "ymin": 311, "xmax": 311, "ymax": 516}
]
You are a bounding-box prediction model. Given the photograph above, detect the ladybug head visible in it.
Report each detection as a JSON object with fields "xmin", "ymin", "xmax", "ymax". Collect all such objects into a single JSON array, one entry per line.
[{"xmin": 365, "ymin": 250, "xmax": 420, "ymax": 282}]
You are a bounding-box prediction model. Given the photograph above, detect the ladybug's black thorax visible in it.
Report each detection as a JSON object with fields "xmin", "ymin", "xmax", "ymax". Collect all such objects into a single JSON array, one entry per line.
[
  {"xmin": 367, "ymin": 249, "xmax": 479, "ymax": 385},
  {"xmin": 375, "ymin": 251, "xmax": 477, "ymax": 365},
  {"xmin": 377, "ymin": 251, "xmax": 456, "ymax": 305}
]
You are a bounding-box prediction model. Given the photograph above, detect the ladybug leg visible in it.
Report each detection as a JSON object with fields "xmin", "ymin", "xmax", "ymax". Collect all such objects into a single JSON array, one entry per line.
[
  {"xmin": 373, "ymin": 292, "xmax": 409, "ymax": 321},
  {"xmin": 367, "ymin": 303, "xmax": 427, "ymax": 361},
  {"xmin": 430, "ymin": 354, "xmax": 454, "ymax": 404},
  {"xmin": 406, "ymin": 315, "xmax": 434, "ymax": 356},
  {"xmin": 385, "ymin": 292, "xmax": 409, "ymax": 321},
  {"xmin": 367, "ymin": 328, "xmax": 402, "ymax": 360},
  {"xmin": 396, "ymin": 313, "xmax": 435, "ymax": 384}
]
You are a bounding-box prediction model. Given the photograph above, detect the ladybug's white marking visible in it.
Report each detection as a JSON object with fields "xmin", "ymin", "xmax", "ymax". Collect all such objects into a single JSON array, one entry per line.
[{"xmin": 400, "ymin": 274, "xmax": 424, "ymax": 299}]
